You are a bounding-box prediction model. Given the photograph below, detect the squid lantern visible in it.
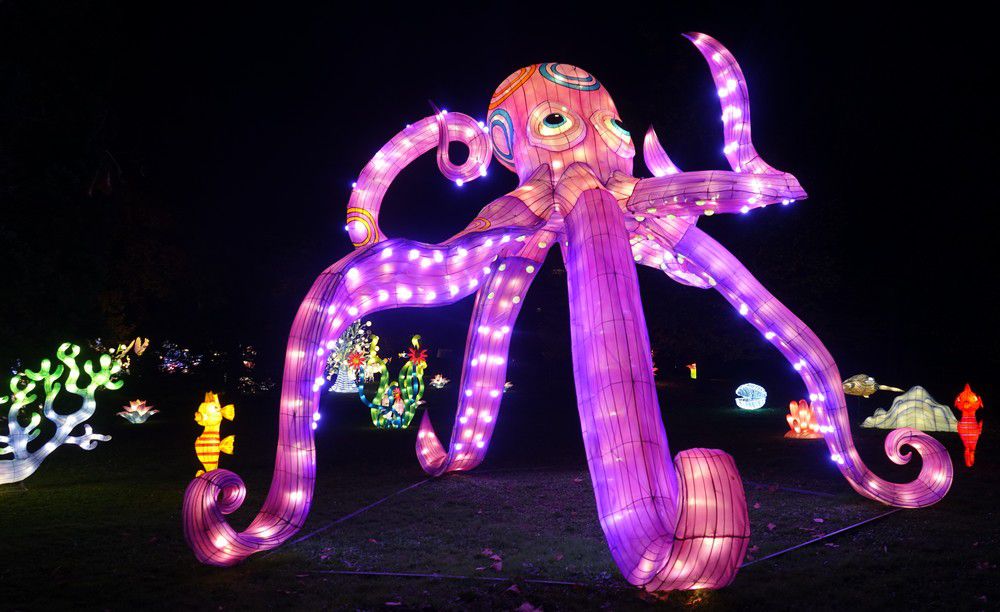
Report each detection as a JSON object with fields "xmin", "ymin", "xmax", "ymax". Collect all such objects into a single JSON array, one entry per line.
[{"xmin": 182, "ymin": 33, "xmax": 954, "ymax": 591}]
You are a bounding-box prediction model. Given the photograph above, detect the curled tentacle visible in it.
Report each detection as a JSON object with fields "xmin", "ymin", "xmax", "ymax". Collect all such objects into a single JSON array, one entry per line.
[
  {"xmin": 416, "ymin": 252, "xmax": 542, "ymax": 474},
  {"xmin": 608, "ymin": 33, "xmax": 806, "ymax": 224},
  {"xmin": 346, "ymin": 111, "xmax": 492, "ymax": 247},
  {"xmin": 432, "ymin": 106, "xmax": 491, "ymax": 183},
  {"xmin": 609, "ymin": 169, "xmax": 806, "ymax": 218},
  {"xmin": 683, "ymin": 32, "xmax": 781, "ymax": 175},
  {"xmin": 557, "ymin": 172, "xmax": 747, "ymax": 590},
  {"xmin": 627, "ymin": 216, "xmax": 708, "ymax": 288},
  {"xmin": 644, "ymin": 449, "xmax": 749, "ymax": 590},
  {"xmin": 183, "ymin": 208, "xmax": 534, "ymax": 566},
  {"xmin": 417, "ymin": 167, "xmax": 556, "ymax": 474},
  {"xmin": 417, "ymin": 235, "xmax": 555, "ymax": 475},
  {"xmin": 211, "ymin": 470, "xmax": 248, "ymax": 514},
  {"xmin": 672, "ymin": 226, "xmax": 953, "ymax": 508},
  {"xmin": 183, "ymin": 470, "xmax": 253, "ymax": 565},
  {"xmin": 642, "ymin": 127, "xmax": 681, "ymax": 177}
]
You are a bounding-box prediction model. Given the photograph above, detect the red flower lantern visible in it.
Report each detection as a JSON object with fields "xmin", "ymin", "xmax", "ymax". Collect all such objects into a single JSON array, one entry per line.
[{"xmin": 347, "ymin": 351, "xmax": 365, "ymax": 369}]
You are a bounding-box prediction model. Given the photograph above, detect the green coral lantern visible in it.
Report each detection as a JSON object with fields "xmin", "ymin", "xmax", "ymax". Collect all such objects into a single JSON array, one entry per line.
[
  {"xmin": 1, "ymin": 343, "xmax": 123, "ymax": 485},
  {"xmin": 358, "ymin": 335, "xmax": 428, "ymax": 429}
]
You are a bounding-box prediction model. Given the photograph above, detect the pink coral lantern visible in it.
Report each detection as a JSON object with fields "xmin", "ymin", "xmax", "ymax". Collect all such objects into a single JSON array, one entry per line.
[
  {"xmin": 182, "ymin": 33, "xmax": 953, "ymax": 591},
  {"xmin": 786, "ymin": 399, "xmax": 823, "ymax": 439}
]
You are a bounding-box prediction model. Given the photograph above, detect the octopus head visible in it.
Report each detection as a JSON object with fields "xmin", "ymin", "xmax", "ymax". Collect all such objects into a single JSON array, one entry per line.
[{"xmin": 487, "ymin": 63, "xmax": 634, "ymax": 183}]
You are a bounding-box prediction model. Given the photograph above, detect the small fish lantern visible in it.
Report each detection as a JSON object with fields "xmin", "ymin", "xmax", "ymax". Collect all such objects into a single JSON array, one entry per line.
[{"xmin": 842, "ymin": 374, "xmax": 903, "ymax": 398}]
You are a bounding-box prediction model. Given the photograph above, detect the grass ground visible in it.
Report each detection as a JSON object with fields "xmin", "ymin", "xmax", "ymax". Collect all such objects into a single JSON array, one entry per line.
[{"xmin": 1, "ymin": 378, "xmax": 997, "ymax": 610}]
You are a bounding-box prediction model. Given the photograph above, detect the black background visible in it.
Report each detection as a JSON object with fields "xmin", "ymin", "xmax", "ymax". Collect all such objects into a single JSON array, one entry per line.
[{"xmin": 2, "ymin": 2, "xmax": 995, "ymax": 402}]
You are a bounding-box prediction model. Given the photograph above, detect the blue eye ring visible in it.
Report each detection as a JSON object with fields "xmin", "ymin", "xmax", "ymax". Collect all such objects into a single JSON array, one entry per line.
[{"xmin": 543, "ymin": 113, "xmax": 567, "ymax": 128}]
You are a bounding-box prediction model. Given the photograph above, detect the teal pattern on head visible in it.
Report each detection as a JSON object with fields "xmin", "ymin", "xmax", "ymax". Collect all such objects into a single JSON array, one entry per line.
[
  {"xmin": 539, "ymin": 63, "xmax": 601, "ymax": 91},
  {"xmin": 488, "ymin": 108, "xmax": 515, "ymax": 163}
]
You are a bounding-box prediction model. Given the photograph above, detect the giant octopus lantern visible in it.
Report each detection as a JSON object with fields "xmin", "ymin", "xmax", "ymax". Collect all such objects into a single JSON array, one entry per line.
[{"xmin": 182, "ymin": 33, "xmax": 954, "ymax": 592}]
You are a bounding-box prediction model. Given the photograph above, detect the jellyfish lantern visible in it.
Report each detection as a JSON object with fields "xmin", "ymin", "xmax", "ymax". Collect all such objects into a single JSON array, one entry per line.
[{"xmin": 182, "ymin": 33, "xmax": 954, "ymax": 592}]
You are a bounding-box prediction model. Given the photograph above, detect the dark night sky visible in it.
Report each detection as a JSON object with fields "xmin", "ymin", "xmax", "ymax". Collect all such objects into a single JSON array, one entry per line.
[{"xmin": 1, "ymin": 2, "xmax": 996, "ymax": 399}]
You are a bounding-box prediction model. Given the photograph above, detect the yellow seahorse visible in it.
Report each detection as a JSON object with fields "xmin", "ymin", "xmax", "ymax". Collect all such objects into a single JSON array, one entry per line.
[{"xmin": 193, "ymin": 391, "xmax": 235, "ymax": 476}]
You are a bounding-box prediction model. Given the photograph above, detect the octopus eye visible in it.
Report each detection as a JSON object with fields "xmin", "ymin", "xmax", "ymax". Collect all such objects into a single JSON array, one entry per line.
[
  {"xmin": 543, "ymin": 113, "xmax": 567, "ymax": 128},
  {"xmin": 590, "ymin": 109, "xmax": 635, "ymax": 159},
  {"xmin": 537, "ymin": 111, "xmax": 575, "ymax": 137},
  {"xmin": 607, "ymin": 117, "xmax": 630, "ymax": 139},
  {"xmin": 527, "ymin": 102, "xmax": 586, "ymax": 150}
]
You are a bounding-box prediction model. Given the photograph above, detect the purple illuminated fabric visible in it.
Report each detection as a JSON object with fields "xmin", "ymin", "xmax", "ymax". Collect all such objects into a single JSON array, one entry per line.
[{"xmin": 183, "ymin": 33, "xmax": 953, "ymax": 590}]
